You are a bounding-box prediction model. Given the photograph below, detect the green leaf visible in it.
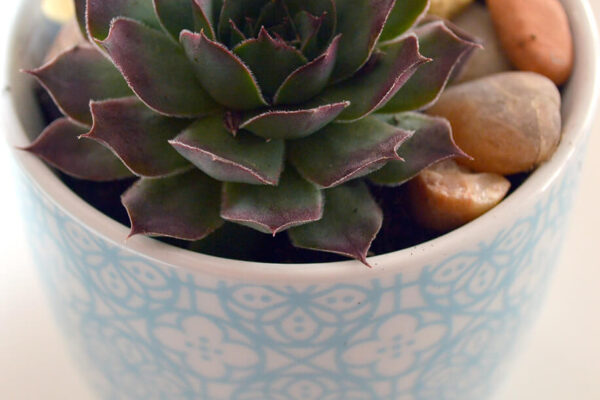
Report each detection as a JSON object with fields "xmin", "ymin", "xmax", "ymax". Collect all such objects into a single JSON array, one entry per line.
[
  {"xmin": 239, "ymin": 102, "xmax": 349, "ymax": 140},
  {"xmin": 370, "ymin": 112, "xmax": 467, "ymax": 185},
  {"xmin": 274, "ymin": 35, "xmax": 341, "ymax": 105},
  {"xmin": 25, "ymin": 46, "xmax": 132, "ymax": 126},
  {"xmin": 23, "ymin": 118, "xmax": 133, "ymax": 181},
  {"xmin": 233, "ymin": 28, "xmax": 307, "ymax": 98},
  {"xmin": 84, "ymin": 97, "xmax": 192, "ymax": 178},
  {"xmin": 180, "ymin": 30, "xmax": 267, "ymax": 110},
  {"xmin": 379, "ymin": 0, "xmax": 429, "ymax": 42},
  {"xmin": 285, "ymin": 0, "xmax": 336, "ymax": 45},
  {"xmin": 192, "ymin": 0, "xmax": 222, "ymax": 39},
  {"xmin": 294, "ymin": 10, "xmax": 325, "ymax": 59},
  {"xmin": 122, "ymin": 170, "xmax": 223, "ymax": 240},
  {"xmin": 153, "ymin": 0, "xmax": 195, "ymax": 40},
  {"xmin": 217, "ymin": 0, "xmax": 268, "ymax": 44},
  {"xmin": 332, "ymin": 0, "xmax": 396, "ymax": 81},
  {"xmin": 221, "ymin": 167, "xmax": 324, "ymax": 235},
  {"xmin": 169, "ymin": 115, "xmax": 285, "ymax": 185},
  {"xmin": 289, "ymin": 181, "xmax": 382, "ymax": 266},
  {"xmin": 87, "ymin": 0, "xmax": 161, "ymax": 40},
  {"xmin": 74, "ymin": 0, "xmax": 87, "ymax": 38},
  {"xmin": 101, "ymin": 18, "xmax": 218, "ymax": 118},
  {"xmin": 289, "ymin": 116, "xmax": 411, "ymax": 188},
  {"xmin": 378, "ymin": 21, "xmax": 481, "ymax": 113},
  {"xmin": 318, "ymin": 34, "xmax": 428, "ymax": 122}
]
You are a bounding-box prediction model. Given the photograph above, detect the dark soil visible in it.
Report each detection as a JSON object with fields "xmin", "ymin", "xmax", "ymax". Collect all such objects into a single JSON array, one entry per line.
[{"xmin": 35, "ymin": 86, "xmax": 528, "ymax": 264}]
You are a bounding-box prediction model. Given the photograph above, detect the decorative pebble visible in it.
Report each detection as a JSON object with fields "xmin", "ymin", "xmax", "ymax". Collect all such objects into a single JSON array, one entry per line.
[
  {"xmin": 487, "ymin": 0, "xmax": 574, "ymax": 85},
  {"xmin": 426, "ymin": 72, "xmax": 562, "ymax": 175},
  {"xmin": 452, "ymin": 3, "xmax": 512, "ymax": 83},
  {"xmin": 429, "ymin": 0, "xmax": 475, "ymax": 19},
  {"xmin": 408, "ymin": 159, "xmax": 511, "ymax": 232}
]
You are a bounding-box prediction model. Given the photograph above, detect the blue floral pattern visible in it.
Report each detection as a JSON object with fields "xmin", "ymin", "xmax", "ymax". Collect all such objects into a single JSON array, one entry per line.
[{"xmin": 18, "ymin": 154, "xmax": 580, "ymax": 400}]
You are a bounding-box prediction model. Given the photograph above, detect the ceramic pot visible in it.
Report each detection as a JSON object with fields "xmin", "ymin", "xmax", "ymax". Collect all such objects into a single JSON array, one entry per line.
[{"xmin": 4, "ymin": 1, "xmax": 599, "ymax": 399}]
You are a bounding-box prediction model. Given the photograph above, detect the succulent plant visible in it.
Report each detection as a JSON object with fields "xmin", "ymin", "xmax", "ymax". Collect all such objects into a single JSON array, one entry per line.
[{"xmin": 25, "ymin": 0, "xmax": 479, "ymax": 266}]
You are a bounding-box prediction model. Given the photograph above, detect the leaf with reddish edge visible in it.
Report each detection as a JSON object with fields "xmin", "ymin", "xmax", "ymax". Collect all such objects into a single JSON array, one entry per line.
[
  {"xmin": 180, "ymin": 30, "xmax": 267, "ymax": 111},
  {"xmin": 153, "ymin": 0, "xmax": 195, "ymax": 40},
  {"xmin": 101, "ymin": 18, "xmax": 218, "ymax": 118},
  {"xmin": 370, "ymin": 112, "xmax": 469, "ymax": 186},
  {"xmin": 233, "ymin": 28, "xmax": 307, "ymax": 98},
  {"xmin": 285, "ymin": 0, "xmax": 337, "ymax": 44},
  {"xmin": 169, "ymin": 115, "xmax": 284, "ymax": 185},
  {"xmin": 87, "ymin": 0, "xmax": 161, "ymax": 40},
  {"xmin": 22, "ymin": 118, "xmax": 133, "ymax": 181},
  {"xmin": 274, "ymin": 35, "xmax": 341, "ymax": 106},
  {"xmin": 25, "ymin": 46, "xmax": 132, "ymax": 126},
  {"xmin": 218, "ymin": 0, "xmax": 268, "ymax": 43},
  {"xmin": 379, "ymin": 0, "xmax": 429, "ymax": 42},
  {"xmin": 192, "ymin": 0, "xmax": 221, "ymax": 39},
  {"xmin": 289, "ymin": 181, "xmax": 383, "ymax": 267},
  {"xmin": 332, "ymin": 0, "xmax": 396, "ymax": 82},
  {"xmin": 239, "ymin": 102, "xmax": 349, "ymax": 140},
  {"xmin": 294, "ymin": 10, "xmax": 325, "ymax": 58},
  {"xmin": 74, "ymin": 0, "xmax": 87, "ymax": 38},
  {"xmin": 317, "ymin": 34, "xmax": 429, "ymax": 122},
  {"xmin": 377, "ymin": 21, "xmax": 481, "ymax": 114},
  {"xmin": 221, "ymin": 167, "xmax": 324, "ymax": 235},
  {"xmin": 122, "ymin": 170, "xmax": 223, "ymax": 240},
  {"xmin": 83, "ymin": 97, "xmax": 192, "ymax": 178},
  {"xmin": 289, "ymin": 116, "xmax": 411, "ymax": 188}
]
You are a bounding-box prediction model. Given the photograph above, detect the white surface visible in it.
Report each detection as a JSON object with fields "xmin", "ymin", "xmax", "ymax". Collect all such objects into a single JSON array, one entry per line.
[{"xmin": 1, "ymin": 4, "xmax": 600, "ymax": 400}]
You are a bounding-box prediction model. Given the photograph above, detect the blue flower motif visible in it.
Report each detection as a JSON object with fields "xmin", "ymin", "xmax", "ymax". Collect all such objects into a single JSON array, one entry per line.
[{"xmin": 16, "ymin": 150, "xmax": 582, "ymax": 399}]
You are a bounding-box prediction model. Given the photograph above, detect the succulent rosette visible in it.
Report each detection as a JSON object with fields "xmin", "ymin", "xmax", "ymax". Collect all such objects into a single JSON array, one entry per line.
[{"xmin": 26, "ymin": 0, "xmax": 479, "ymax": 265}]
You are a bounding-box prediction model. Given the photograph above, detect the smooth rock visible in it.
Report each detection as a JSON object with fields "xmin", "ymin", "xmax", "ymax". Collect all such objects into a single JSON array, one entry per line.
[
  {"xmin": 452, "ymin": 3, "xmax": 512, "ymax": 83},
  {"xmin": 487, "ymin": 0, "xmax": 574, "ymax": 85},
  {"xmin": 44, "ymin": 19, "xmax": 88, "ymax": 63},
  {"xmin": 429, "ymin": 0, "xmax": 474, "ymax": 19},
  {"xmin": 408, "ymin": 159, "xmax": 511, "ymax": 232},
  {"xmin": 426, "ymin": 72, "xmax": 562, "ymax": 175}
]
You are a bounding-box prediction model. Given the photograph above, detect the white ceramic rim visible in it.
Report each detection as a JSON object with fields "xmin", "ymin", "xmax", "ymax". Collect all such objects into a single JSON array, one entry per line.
[{"xmin": 3, "ymin": 0, "xmax": 599, "ymax": 282}]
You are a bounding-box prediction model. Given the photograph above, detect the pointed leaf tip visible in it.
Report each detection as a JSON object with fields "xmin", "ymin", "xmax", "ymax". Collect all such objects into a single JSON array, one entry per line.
[
  {"xmin": 239, "ymin": 102, "xmax": 350, "ymax": 140},
  {"xmin": 333, "ymin": 0, "xmax": 397, "ymax": 81},
  {"xmin": 370, "ymin": 112, "xmax": 467, "ymax": 186},
  {"xmin": 122, "ymin": 170, "xmax": 223, "ymax": 241},
  {"xmin": 289, "ymin": 116, "xmax": 411, "ymax": 188},
  {"xmin": 274, "ymin": 34, "xmax": 342, "ymax": 106},
  {"xmin": 25, "ymin": 118, "xmax": 133, "ymax": 181},
  {"xmin": 85, "ymin": 97, "xmax": 192, "ymax": 178},
  {"xmin": 221, "ymin": 168, "xmax": 324, "ymax": 235},
  {"xmin": 170, "ymin": 115, "xmax": 285, "ymax": 185},
  {"xmin": 180, "ymin": 30, "xmax": 267, "ymax": 110},
  {"xmin": 26, "ymin": 45, "xmax": 132, "ymax": 125},
  {"xmin": 378, "ymin": 20, "xmax": 482, "ymax": 113},
  {"xmin": 289, "ymin": 181, "xmax": 382, "ymax": 267},
  {"xmin": 233, "ymin": 28, "xmax": 307, "ymax": 98},
  {"xmin": 319, "ymin": 34, "xmax": 429, "ymax": 123},
  {"xmin": 101, "ymin": 18, "xmax": 217, "ymax": 118}
]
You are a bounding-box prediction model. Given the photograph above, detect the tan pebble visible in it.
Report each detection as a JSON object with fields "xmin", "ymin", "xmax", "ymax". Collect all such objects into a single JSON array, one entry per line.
[
  {"xmin": 44, "ymin": 19, "xmax": 88, "ymax": 63},
  {"xmin": 487, "ymin": 0, "xmax": 573, "ymax": 85},
  {"xmin": 426, "ymin": 72, "xmax": 561, "ymax": 175},
  {"xmin": 452, "ymin": 3, "xmax": 512, "ymax": 83},
  {"xmin": 429, "ymin": 0, "xmax": 474, "ymax": 19},
  {"xmin": 409, "ymin": 159, "xmax": 511, "ymax": 232}
]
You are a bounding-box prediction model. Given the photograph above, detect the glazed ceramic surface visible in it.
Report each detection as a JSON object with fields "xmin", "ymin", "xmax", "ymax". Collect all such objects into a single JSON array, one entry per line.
[{"xmin": 4, "ymin": 1, "xmax": 599, "ymax": 399}]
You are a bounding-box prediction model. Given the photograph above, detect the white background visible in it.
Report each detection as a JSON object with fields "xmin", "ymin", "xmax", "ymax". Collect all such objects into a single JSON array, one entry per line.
[{"xmin": 1, "ymin": 2, "xmax": 599, "ymax": 399}]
